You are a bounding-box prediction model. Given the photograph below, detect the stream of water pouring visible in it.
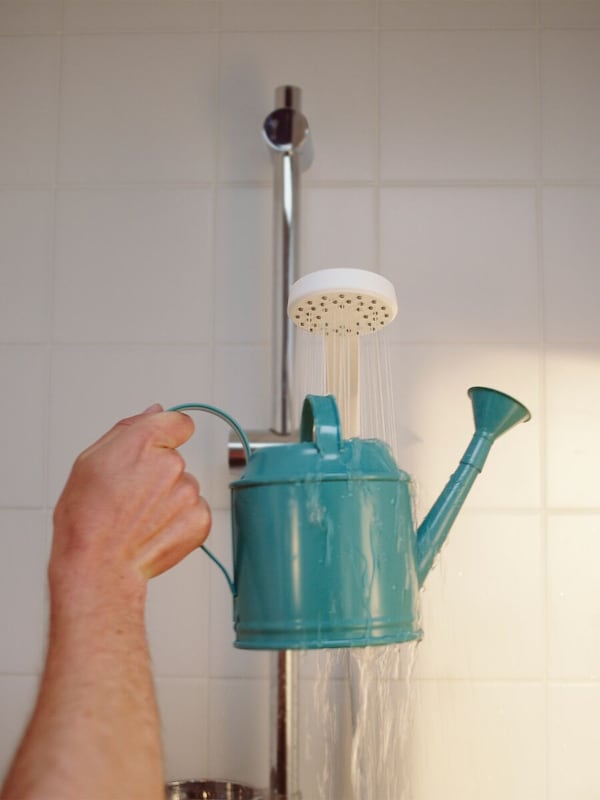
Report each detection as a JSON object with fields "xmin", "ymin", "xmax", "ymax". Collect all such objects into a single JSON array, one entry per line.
[{"xmin": 295, "ymin": 324, "xmax": 417, "ymax": 799}]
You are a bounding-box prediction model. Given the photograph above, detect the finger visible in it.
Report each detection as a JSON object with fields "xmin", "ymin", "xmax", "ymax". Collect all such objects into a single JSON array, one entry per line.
[
  {"xmin": 136, "ymin": 497, "xmax": 212, "ymax": 579},
  {"xmin": 81, "ymin": 404, "xmax": 165, "ymax": 456}
]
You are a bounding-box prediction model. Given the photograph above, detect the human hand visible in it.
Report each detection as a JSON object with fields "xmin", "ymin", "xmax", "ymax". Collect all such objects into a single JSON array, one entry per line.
[{"xmin": 50, "ymin": 404, "xmax": 211, "ymax": 606}]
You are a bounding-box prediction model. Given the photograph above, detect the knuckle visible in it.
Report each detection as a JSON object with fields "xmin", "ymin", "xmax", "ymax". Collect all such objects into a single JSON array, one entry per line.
[{"xmin": 165, "ymin": 449, "xmax": 186, "ymax": 480}]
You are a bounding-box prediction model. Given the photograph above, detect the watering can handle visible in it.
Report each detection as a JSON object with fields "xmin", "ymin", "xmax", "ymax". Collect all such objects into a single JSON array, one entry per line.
[
  {"xmin": 168, "ymin": 403, "xmax": 251, "ymax": 596},
  {"xmin": 300, "ymin": 394, "xmax": 342, "ymax": 455}
]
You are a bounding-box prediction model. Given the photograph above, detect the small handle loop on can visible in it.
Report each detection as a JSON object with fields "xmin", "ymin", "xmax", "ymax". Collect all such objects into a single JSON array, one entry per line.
[
  {"xmin": 300, "ymin": 394, "xmax": 342, "ymax": 456},
  {"xmin": 168, "ymin": 402, "xmax": 250, "ymax": 596}
]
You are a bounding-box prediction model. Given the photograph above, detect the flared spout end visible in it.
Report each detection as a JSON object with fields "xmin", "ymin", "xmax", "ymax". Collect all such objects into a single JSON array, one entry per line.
[{"xmin": 468, "ymin": 386, "xmax": 531, "ymax": 441}]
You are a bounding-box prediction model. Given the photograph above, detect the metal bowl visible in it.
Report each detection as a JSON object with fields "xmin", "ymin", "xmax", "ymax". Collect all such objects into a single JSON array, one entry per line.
[{"xmin": 165, "ymin": 780, "xmax": 263, "ymax": 800}]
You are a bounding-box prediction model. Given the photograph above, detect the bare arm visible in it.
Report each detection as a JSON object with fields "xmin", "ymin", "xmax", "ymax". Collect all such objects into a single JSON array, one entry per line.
[{"xmin": 1, "ymin": 405, "xmax": 211, "ymax": 800}]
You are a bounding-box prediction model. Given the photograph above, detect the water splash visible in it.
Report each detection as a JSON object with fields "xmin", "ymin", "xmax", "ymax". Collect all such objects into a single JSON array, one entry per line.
[{"xmin": 348, "ymin": 643, "xmax": 417, "ymax": 800}]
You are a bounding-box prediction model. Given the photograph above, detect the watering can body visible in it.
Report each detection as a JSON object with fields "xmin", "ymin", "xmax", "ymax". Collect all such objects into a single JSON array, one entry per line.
[
  {"xmin": 229, "ymin": 398, "xmax": 421, "ymax": 649},
  {"xmin": 175, "ymin": 387, "xmax": 530, "ymax": 650}
]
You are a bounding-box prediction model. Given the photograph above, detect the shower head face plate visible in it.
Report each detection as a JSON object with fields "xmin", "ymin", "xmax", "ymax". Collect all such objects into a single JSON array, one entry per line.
[{"xmin": 288, "ymin": 269, "xmax": 398, "ymax": 336}]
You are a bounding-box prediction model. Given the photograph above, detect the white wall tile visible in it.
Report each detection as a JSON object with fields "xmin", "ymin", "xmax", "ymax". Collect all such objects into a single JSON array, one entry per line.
[
  {"xmin": 0, "ymin": 1, "xmax": 62, "ymax": 34},
  {"xmin": 146, "ymin": 548, "xmax": 210, "ymax": 678},
  {"xmin": 64, "ymin": 0, "xmax": 217, "ymax": 33},
  {"xmin": 0, "ymin": 37, "xmax": 60, "ymax": 185},
  {"xmin": 49, "ymin": 345, "xmax": 213, "ymax": 505},
  {"xmin": 380, "ymin": 1, "xmax": 537, "ymax": 30},
  {"xmin": 380, "ymin": 31, "xmax": 537, "ymax": 181},
  {"xmin": 207, "ymin": 678, "xmax": 270, "ymax": 789},
  {"xmin": 53, "ymin": 188, "xmax": 214, "ymax": 344},
  {"xmin": 548, "ymin": 515, "xmax": 600, "ymax": 679},
  {"xmin": 59, "ymin": 34, "xmax": 217, "ymax": 184},
  {"xmin": 220, "ymin": 1, "xmax": 375, "ymax": 31},
  {"xmin": 0, "ymin": 191, "xmax": 53, "ymax": 343},
  {"xmin": 214, "ymin": 188, "xmax": 271, "ymax": 345},
  {"xmin": 0, "ymin": 347, "xmax": 46, "ymax": 508},
  {"xmin": 542, "ymin": 31, "xmax": 600, "ymax": 181},
  {"xmin": 388, "ymin": 344, "xmax": 541, "ymax": 513},
  {"xmin": 0, "ymin": 676, "xmax": 39, "ymax": 783},
  {"xmin": 381, "ymin": 188, "xmax": 539, "ymax": 343},
  {"xmin": 410, "ymin": 680, "xmax": 546, "ymax": 800},
  {"xmin": 543, "ymin": 188, "xmax": 600, "ymax": 344},
  {"xmin": 218, "ymin": 32, "xmax": 377, "ymax": 183},
  {"xmin": 416, "ymin": 511, "xmax": 544, "ymax": 680},
  {"xmin": 546, "ymin": 347, "xmax": 600, "ymax": 509},
  {"xmin": 212, "ymin": 345, "xmax": 270, "ymax": 510},
  {"xmin": 549, "ymin": 684, "xmax": 600, "ymax": 800},
  {"xmin": 541, "ymin": 1, "xmax": 600, "ymax": 28},
  {"xmin": 156, "ymin": 678, "xmax": 209, "ymax": 782},
  {"xmin": 303, "ymin": 187, "xmax": 376, "ymax": 274},
  {"xmin": 0, "ymin": 511, "xmax": 47, "ymax": 674}
]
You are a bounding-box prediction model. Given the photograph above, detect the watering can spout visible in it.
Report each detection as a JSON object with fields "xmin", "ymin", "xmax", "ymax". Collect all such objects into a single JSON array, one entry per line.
[{"xmin": 415, "ymin": 387, "xmax": 530, "ymax": 587}]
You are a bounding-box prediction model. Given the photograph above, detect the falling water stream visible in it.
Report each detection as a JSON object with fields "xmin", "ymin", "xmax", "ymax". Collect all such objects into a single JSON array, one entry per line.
[{"xmin": 295, "ymin": 324, "xmax": 418, "ymax": 799}]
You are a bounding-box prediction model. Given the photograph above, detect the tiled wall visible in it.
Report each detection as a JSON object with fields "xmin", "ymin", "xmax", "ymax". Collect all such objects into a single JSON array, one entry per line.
[{"xmin": 0, "ymin": 0, "xmax": 599, "ymax": 797}]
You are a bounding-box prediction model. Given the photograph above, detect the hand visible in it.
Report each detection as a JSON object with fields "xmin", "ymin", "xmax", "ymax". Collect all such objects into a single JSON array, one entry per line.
[{"xmin": 50, "ymin": 404, "xmax": 211, "ymax": 605}]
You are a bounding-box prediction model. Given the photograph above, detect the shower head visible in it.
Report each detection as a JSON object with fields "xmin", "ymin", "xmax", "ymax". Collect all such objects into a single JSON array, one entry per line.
[{"xmin": 288, "ymin": 268, "xmax": 398, "ymax": 335}]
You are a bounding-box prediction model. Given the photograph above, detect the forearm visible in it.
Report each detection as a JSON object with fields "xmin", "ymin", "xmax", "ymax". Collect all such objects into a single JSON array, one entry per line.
[{"xmin": 1, "ymin": 577, "xmax": 164, "ymax": 800}]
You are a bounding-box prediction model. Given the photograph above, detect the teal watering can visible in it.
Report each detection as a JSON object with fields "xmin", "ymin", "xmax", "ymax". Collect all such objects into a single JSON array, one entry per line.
[{"xmin": 171, "ymin": 387, "xmax": 530, "ymax": 650}]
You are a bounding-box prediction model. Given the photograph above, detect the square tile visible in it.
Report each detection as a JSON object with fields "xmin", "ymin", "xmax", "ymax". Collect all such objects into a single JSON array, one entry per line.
[
  {"xmin": 49, "ymin": 345, "xmax": 213, "ymax": 505},
  {"xmin": 410, "ymin": 680, "xmax": 546, "ymax": 800},
  {"xmin": 415, "ymin": 511, "xmax": 545, "ymax": 680},
  {"xmin": 218, "ymin": 32, "xmax": 377, "ymax": 183},
  {"xmin": 59, "ymin": 34, "xmax": 217, "ymax": 183},
  {"xmin": 548, "ymin": 514, "xmax": 600, "ymax": 679},
  {"xmin": 381, "ymin": 188, "xmax": 539, "ymax": 343},
  {"xmin": 0, "ymin": 511, "xmax": 48, "ymax": 674},
  {"xmin": 0, "ymin": 346, "xmax": 46, "ymax": 508},
  {"xmin": 541, "ymin": 1, "xmax": 600, "ymax": 28},
  {"xmin": 387, "ymin": 343, "xmax": 541, "ymax": 512},
  {"xmin": 214, "ymin": 188, "xmax": 272, "ymax": 345},
  {"xmin": 546, "ymin": 347, "xmax": 600, "ymax": 508},
  {"xmin": 380, "ymin": 1, "xmax": 537, "ymax": 30},
  {"xmin": 303, "ymin": 187, "xmax": 376, "ymax": 275},
  {"xmin": 146, "ymin": 546, "xmax": 210, "ymax": 678},
  {"xmin": 0, "ymin": 191, "xmax": 53, "ymax": 343},
  {"xmin": 0, "ymin": 37, "xmax": 60, "ymax": 184},
  {"xmin": 155, "ymin": 678, "xmax": 209, "ymax": 782},
  {"xmin": 53, "ymin": 189, "xmax": 214, "ymax": 344},
  {"xmin": 380, "ymin": 31, "xmax": 537, "ymax": 181},
  {"xmin": 0, "ymin": 0, "xmax": 62, "ymax": 34},
  {"xmin": 542, "ymin": 31, "xmax": 600, "ymax": 181},
  {"xmin": 64, "ymin": 0, "xmax": 217, "ymax": 32},
  {"xmin": 549, "ymin": 684, "xmax": 600, "ymax": 800},
  {"xmin": 207, "ymin": 678, "xmax": 270, "ymax": 789},
  {"xmin": 212, "ymin": 344, "xmax": 270, "ymax": 510},
  {"xmin": 220, "ymin": 1, "xmax": 374, "ymax": 32},
  {"xmin": 543, "ymin": 188, "xmax": 600, "ymax": 344}
]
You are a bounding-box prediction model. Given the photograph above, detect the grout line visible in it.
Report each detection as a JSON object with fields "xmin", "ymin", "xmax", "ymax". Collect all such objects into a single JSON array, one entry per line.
[
  {"xmin": 42, "ymin": 0, "xmax": 66, "ymax": 515},
  {"xmin": 3, "ymin": 178, "xmax": 600, "ymax": 191}
]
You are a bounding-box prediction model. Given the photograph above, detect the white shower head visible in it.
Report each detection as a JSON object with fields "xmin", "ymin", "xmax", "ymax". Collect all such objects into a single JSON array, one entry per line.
[{"xmin": 287, "ymin": 268, "xmax": 398, "ymax": 335}]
